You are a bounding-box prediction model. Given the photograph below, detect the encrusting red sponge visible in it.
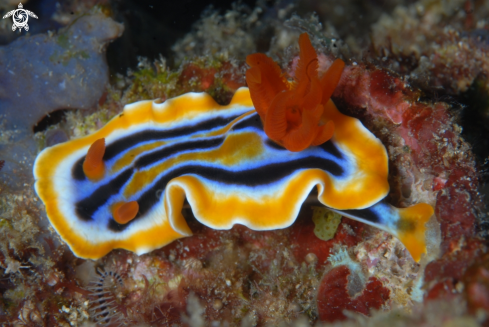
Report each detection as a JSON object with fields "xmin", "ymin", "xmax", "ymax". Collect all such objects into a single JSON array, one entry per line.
[{"xmin": 246, "ymin": 33, "xmax": 345, "ymax": 152}]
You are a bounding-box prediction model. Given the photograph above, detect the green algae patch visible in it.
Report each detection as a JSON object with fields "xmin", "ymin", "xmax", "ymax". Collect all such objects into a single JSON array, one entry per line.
[
  {"xmin": 311, "ymin": 207, "xmax": 342, "ymax": 241},
  {"xmin": 4, "ymin": 284, "xmax": 30, "ymax": 303},
  {"xmin": 56, "ymin": 34, "xmax": 70, "ymax": 49},
  {"xmin": 0, "ymin": 218, "xmax": 12, "ymax": 229}
]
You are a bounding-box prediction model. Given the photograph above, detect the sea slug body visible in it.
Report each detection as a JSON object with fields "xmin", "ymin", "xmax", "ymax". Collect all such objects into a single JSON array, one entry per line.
[
  {"xmin": 33, "ymin": 87, "xmax": 432, "ymax": 261},
  {"xmin": 33, "ymin": 34, "xmax": 433, "ymax": 262}
]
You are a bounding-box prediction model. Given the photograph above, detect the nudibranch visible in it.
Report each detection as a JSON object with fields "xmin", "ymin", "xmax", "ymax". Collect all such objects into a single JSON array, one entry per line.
[
  {"xmin": 246, "ymin": 33, "xmax": 345, "ymax": 152},
  {"xmin": 33, "ymin": 86, "xmax": 433, "ymax": 261}
]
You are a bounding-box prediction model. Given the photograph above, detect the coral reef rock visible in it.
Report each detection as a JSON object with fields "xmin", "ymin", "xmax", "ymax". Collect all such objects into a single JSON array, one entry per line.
[{"xmin": 0, "ymin": 12, "xmax": 123, "ymax": 137}]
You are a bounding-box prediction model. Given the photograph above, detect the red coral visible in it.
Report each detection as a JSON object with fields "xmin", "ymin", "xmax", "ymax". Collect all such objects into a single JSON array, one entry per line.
[
  {"xmin": 463, "ymin": 253, "xmax": 489, "ymax": 318},
  {"xmin": 426, "ymin": 248, "xmax": 489, "ymax": 323},
  {"xmin": 316, "ymin": 265, "xmax": 390, "ymax": 322},
  {"xmin": 161, "ymin": 223, "xmax": 224, "ymax": 261},
  {"xmin": 324, "ymin": 58, "xmax": 482, "ymax": 306},
  {"xmin": 333, "ymin": 64, "xmax": 418, "ymax": 124},
  {"xmin": 432, "ymin": 176, "xmax": 447, "ymax": 191},
  {"xmin": 368, "ymin": 70, "xmax": 417, "ymax": 124},
  {"xmin": 333, "ymin": 60, "xmax": 479, "ymax": 245},
  {"xmin": 435, "ymin": 169, "xmax": 477, "ymax": 244},
  {"xmin": 400, "ymin": 102, "xmax": 478, "ymax": 249},
  {"xmin": 179, "ymin": 64, "xmax": 216, "ymax": 91},
  {"xmin": 425, "ymin": 280, "xmax": 458, "ymax": 300},
  {"xmin": 220, "ymin": 61, "xmax": 246, "ymax": 91},
  {"xmin": 425, "ymin": 238, "xmax": 486, "ymax": 298}
]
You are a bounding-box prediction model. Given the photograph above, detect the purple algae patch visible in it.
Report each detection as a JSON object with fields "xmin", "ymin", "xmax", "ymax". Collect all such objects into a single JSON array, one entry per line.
[{"xmin": 0, "ymin": 13, "xmax": 123, "ymax": 137}]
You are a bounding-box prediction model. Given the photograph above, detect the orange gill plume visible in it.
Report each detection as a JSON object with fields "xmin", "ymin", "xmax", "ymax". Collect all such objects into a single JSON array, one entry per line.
[{"xmin": 246, "ymin": 33, "xmax": 345, "ymax": 152}]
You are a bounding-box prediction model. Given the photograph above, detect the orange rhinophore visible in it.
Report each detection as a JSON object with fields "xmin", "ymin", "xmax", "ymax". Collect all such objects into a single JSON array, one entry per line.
[
  {"xmin": 112, "ymin": 201, "xmax": 139, "ymax": 225},
  {"xmin": 246, "ymin": 33, "xmax": 345, "ymax": 152},
  {"xmin": 83, "ymin": 138, "xmax": 106, "ymax": 181}
]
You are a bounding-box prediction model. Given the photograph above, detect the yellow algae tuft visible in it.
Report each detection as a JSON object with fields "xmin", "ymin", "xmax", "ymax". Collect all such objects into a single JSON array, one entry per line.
[{"xmin": 311, "ymin": 206, "xmax": 342, "ymax": 241}]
